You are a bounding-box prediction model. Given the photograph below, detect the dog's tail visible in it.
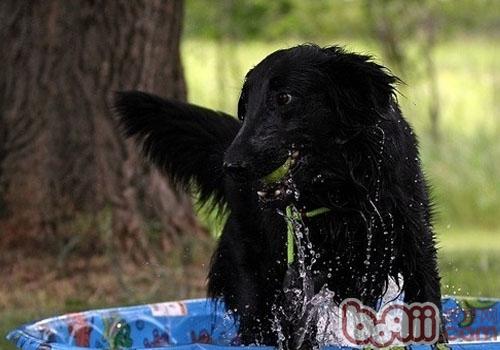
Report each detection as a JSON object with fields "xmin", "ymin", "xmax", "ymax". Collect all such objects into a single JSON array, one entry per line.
[{"xmin": 113, "ymin": 90, "xmax": 240, "ymax": 209}]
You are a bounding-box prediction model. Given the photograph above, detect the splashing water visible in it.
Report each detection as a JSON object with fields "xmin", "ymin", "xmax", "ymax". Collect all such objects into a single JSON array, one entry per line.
[
  {"xmin": 270, "ymin": 199, "xmax": 401, "ymax": 348},
  {"xmin": 274, "ymin": 203, "xmax": 352, "ymax": 349}
]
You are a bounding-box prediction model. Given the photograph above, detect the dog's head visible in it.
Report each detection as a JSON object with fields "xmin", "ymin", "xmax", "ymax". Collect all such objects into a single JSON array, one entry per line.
[{"xmin": 223, "ymin": 44, "xmax": 398, "ymax": 208}]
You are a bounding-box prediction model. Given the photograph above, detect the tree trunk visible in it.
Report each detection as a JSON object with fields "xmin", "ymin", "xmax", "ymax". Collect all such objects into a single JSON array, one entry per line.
[
  {"xmin": 0, "ymin": 0, "xmax": 206, "ymax": 255},
  {"xmin": 363, "ymin": 0, "xmax": 407, "ymax": 75}
]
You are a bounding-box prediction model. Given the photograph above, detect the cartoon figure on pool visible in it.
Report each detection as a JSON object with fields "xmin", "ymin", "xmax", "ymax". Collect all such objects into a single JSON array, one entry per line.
[{"xmin": 114, "ymin": 44, "xmax": 443, "ymax": 349}]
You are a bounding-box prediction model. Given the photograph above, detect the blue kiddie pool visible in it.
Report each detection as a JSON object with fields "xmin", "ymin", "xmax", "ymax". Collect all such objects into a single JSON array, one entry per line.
[{"xmin": 6, "ymin": 297, "xmax": 500, "ymax": 350}]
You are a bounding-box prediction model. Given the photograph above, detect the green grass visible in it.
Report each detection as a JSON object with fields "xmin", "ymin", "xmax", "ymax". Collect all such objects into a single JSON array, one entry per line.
[
  {"xmin": 2, "ymin": 312, "xmax": 37, "ymax": 350},
  {"xmin": 438, "ymin": 226, "xmax": 500, "ymax": 297}
]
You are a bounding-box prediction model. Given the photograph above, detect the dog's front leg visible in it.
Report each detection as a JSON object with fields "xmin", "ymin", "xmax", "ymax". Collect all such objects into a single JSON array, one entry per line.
[{"xmin": 208, "ymin": 225, "xmax": 279, "ymax": 346}]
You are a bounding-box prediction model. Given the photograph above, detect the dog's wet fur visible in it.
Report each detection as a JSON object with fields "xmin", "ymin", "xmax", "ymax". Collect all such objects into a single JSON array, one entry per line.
[{"xmin": 114, "ymin": 44, "xmax": 442, "ymax": 348}]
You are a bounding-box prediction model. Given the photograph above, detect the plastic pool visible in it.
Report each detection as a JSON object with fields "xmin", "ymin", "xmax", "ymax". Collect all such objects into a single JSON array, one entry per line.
[{"xmin": 6, "ymin": 297, "xmax": 500, "ymax": 350}]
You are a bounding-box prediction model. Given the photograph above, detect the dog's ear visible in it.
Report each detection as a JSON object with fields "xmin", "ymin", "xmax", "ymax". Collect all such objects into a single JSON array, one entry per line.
[
  {"xmin": 322, "ymin": 46, "xmax": 399, "ymax": 122},
  {"xmin": 113, "ymin": 91, "xmax": 241, "ymax": 208}
]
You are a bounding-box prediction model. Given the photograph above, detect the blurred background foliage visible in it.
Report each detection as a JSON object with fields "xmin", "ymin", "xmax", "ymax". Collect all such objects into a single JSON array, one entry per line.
[{"xmin": 185, "ymin": 0, "xmax": 500, "ymax": 41}]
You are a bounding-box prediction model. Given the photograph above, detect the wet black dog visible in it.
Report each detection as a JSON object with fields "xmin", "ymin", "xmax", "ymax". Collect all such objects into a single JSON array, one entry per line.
[{"xmin": 114, "ymin": 44, "xmax": 442, "ymax": 348}]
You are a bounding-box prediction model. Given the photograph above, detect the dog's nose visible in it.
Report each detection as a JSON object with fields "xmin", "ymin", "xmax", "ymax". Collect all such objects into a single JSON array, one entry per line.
[{"xmin": 223, "ymin": 161, "xmax": 250, "ymax": 179}]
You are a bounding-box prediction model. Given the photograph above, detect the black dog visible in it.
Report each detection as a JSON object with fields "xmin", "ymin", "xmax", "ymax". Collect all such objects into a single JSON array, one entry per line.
[{"xmin": 114, "ymin": 44, "xmax": 442, "ymax": 348}]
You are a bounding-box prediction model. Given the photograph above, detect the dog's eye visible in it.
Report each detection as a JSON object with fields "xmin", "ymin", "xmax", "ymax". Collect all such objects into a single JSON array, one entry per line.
[{"xmin": 276, "ymin": 92, "xmax": 292, "ymax": 106}]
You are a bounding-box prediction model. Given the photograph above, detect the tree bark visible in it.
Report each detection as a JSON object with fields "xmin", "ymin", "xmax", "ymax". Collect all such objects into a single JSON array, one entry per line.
[{"xmin": 0, "ymin": 0, "xmax": 206, "ymax": 254}]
